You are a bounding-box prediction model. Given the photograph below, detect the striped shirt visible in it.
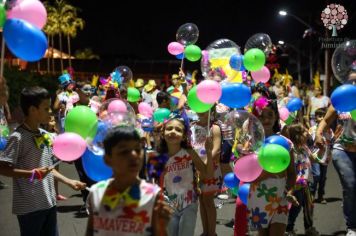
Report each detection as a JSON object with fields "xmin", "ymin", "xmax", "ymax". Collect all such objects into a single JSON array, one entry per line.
[{"xmin": 0, "ymin": 125, "xmax": 56, "ymax": 215}]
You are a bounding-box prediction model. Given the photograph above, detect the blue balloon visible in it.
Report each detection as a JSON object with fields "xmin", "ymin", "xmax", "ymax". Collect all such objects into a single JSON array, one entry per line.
[
  {"xmin": 176, "ymin": 53, "xmax": 184, "ymax": 59},
  {"xmin": 240, "ymin": 63, "xmax": 246, "ymax": 72},
  {"xmin": 141, "ymin": 118, "xmax": 154, "ymax": 132},
  {"xmin": 238, "ymin": 183, "xmax": 250, "ymax": 205},
  {"xmin": 220, "ymin": 83, "xmax": 251, "ymax": 108},
  {"xmin": 286, "ymin": 97, "xmax": 303, "ymax": 112},
  {"xmin": 82, "ymin": 148, "xmax": 113, "ymax": 182},
  {"xmin": 3, "ymin": 19, "xmax": 47, "ymax": 62},
  {"xmin": 224, "ymin": 172, "xmax": 240, "ymax": 188},
  {"xmin": 229, "ymin": 55, "xmax": 243, "ymax": 71},
  {"xmin": 331, "ymin": 84, "xmax": 356, "ymax": 112},
  {"xmin": 265, "ymin": 135, "xmax": 291, "ymax": 151},
  {"xmin": 0, "ymin": 137, "xmax": 7, "ymax": 150},
  {"xmin": 92, "ymin": 121, "xmax": 109, "ymax": 144}
]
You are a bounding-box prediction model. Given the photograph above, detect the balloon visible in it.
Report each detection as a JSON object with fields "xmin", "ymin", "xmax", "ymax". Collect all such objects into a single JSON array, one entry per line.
[
  {"xmin": 220, "ymin": 83, "xmax": 251, "ymax": 108},
  {"xmin": 286, "ymin": 97, "xmax": 303, "ymax": 112},
  {"xmin": 224, "ymin": 110, "xmax": 265, "ymax": 155},
  {"xmin": 196, "ymin": 80, "xmax": 222, "ymax": 104},
  {"xmin": 278, "ymin": 107, "xmax": 290, "ymax": 121},
  {"xmin": 0, "ymin": 124, "xmax": 9, "ymax": 137},
  {"xmin": 258, "ymin": 144, "xmax": 291, "ymax": 173},
  {"xmin": 107, "ymin": 100, "xmax": 127, "ymax": 114},
  {"xmin": 184, "ymin": 44, "xmax": 201, "ymax": 62},
  {"xmin": 351, "ymin": 110, "xmax": 356, "ymax": 121},
  {"xmin": 234, "ymin": 154, "xmax": 263, "ymax": 182},
  {"xmin": 251, "ymin": 66, "xmax": 270, "ymax": 83},
  {"xmin": 187, "ymin": 86, "xmax": 214, "ymax": 113},
  {"xmin": 201, "ymin": 39, "xmax": 242, "ymax": 82},
  {"xmin": 82, "ymin": 148, "xmax": 113, "ymax": 182},
  {"xmin": 138, "ymin": 102, "xmax": 153, "ymax": 117},
  {"xmin": 99, "ymin": 98, "xmax": 136, "ymax": 127},
  {"xmin": 264, "ymin": 135, "xmax": 291, "ymax": 151},
  {"xmin": 113, "ymin": 66, "xmax": 133, "ymax": 85},
  {"xmin": 230, "ymin": 186, "xmax": 239, "ymax": 196},
  {"xmin": 167, "ymin": 41, "xmax": 184, "ymax": 55},
  {"xmin": 153, "ymin": 108, "xmax": 171, "ymax": 123},
  {"xmin": 7, "ymin": 0, "xmax": 47, "ymax": 29},
  {"xmin": 243, "ymin": 48, "xmax": 265, "ymax": 72},
  {"xmin": 238, "ymin": 183, "xmax": 250, "ymax": 205},
  {"xmin": 224, "ymin": 172, "xmax": 240, "ymax": 188},
  {"xmin": 53, "ymin": 132, "xmax": 86, "ymax": 161},
  {"xmin": 65, "ymin": 106, "xmax": 98, "ymax": 140},
  {"xmin": 127, "ymin": 87, "xmax": 140, "ymax": 102},
  {"xmin": 0, "ymin": 137, "xmax": 7, "ymax": 150},
  {"xmin": 330, "ymin": 84, "xmax": 356, "ymax": 112},
  {"xmin": 4, "ymin": 19, "xmax": 47, "ymax": 62},
  {"xmin": 245, "ymin": 33, "xmax": 273, "ymax": 56},
  {"xmin": 284, "ymin": 114, "xmax": 295, "ymax": 125},
  {"xmin": 0, "ymin": 5, "xmax": 6, "ymax": 27},
  {"xmin": 331, "ymin": 40, "xmax": 356, "ymax": 83},
  {"xmin": 92, "ymin": 120, "xmax": 109, "ymax": 144},
  {"xmin": 176, "ymin": 53, "xmax": 184, "ymax": 60},
  {"xmin": 229, "ymin": 54, "xmax": 243, "ymax": 71},
  {"xmin": 176, "ymin": 23, "xmax": 199, "ymax": 46},
  {"xmin": 141, "ymin": 118, "xmax": 154, "ymax": 132}
]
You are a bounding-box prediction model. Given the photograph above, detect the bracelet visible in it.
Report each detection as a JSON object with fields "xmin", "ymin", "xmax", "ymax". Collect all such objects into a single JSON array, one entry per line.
[
  {"xmin": 34, "ymin": 169, "xmax": 43, "ymax": 181},
  {"xmin": 29, "ymin": 169, "xmax": 36, "ymax": 183}
]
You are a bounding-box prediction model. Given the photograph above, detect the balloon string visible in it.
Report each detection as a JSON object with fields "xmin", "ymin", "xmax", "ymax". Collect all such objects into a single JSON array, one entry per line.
[
  {"xmin": 0, "ymin": 34, "xmax": 5, "ymax": 79},
  {"xmin": 207, "ymin": 108, "xmax": 211, "ymax": 136},
  {"xmin": 159, "ymin": 170, "xmax": 166, "ymax": 236},
  {"xmin": 180, "ymin": 55, "xmax": 184, "ymax": 71}
]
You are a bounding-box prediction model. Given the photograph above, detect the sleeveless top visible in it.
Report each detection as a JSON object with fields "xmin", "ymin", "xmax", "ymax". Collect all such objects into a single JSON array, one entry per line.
[
  {"xmin": 334, "ymin": 113, "xmax": 356, "ymax": 151},
  {"xmin": 88, "ymin": 179, "xmax": 160, "ymax": 236}
]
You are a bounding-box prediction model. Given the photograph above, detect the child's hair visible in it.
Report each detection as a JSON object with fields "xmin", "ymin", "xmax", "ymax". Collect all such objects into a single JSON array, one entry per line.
[
  {"xmin": 159, "ymin": 117, "xmax": 189, "ymax": 154},
  {"xmin": 20, "ymin": 86, "xmax": 50, "ymax": 116},
  {"xmin": 282, "ymin": 123, "xmax": 307, "ymax": 147},
  {"xmin": 103, "ymin": 126, "xmax": 141, "ymax": 155},
  {"xmin": 156, "ymin": 91, "xmax": 170, "ymax": 105},
  {"xmin": 314, "ymin": 107, "xmax": 327, "ymax": 117}
]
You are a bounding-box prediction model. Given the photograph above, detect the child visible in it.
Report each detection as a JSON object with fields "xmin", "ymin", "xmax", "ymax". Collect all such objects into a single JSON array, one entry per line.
[
  {"xmin": 0, "ymin": 86, "xmax": 86, "ymax": 236},
  {"xmin": 247, "ymin": 89, "xmax": 296, "ymax": 236},
  {"xmin": 86, "ymin": 126, "xmax": 172, "ymax": 236},
  {"xmin": 190, "ymin": 109, "xmax": 223, "ymax": 236},
  {"xmin": 160, "ymin": 116, "xmax": 213, "ymax": 236},
  {"xmin": 283, "ymin": 123, "xmax": 320, "ymax": 236},
  {"xmin": 308, "ymin": 108, "xmax": 333, "ymax": 204}
]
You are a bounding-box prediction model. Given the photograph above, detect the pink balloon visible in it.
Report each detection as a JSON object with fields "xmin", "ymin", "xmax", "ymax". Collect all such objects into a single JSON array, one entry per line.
[
  {"xmin": 138, "ymin": 102, "xmax": 153, "ymax": 117},
  {"xmin": 53, "ymin": 132, "xmax": 86, "ymax": 161},
  {"xmin": 251, "ymin": 66, "xmax": 270, "ymax": 83},
  {"xmin": 7, "ymin": 0, "xmax": 47, "ymax": 29},
  {"xmin": 234, "ymin": 153, "xmax": 263, "ymax": 182},
  {"xmin": 107, "ymin": 100, "xmax": 127, "ymax": 114},
  {"xmin": 196, "ymin": 80, "xmax": 222, "ymax": 104},
  {"xmin": 279, "ymin": 107, "xmax": 290, "ymax": 121},
  {"xmin": 167, "ymin": 42, "xmax": 184, "ymax": 56}
]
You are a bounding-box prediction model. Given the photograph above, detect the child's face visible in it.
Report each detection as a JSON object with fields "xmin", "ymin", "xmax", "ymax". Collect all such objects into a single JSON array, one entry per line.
[
  {"xmin": 164, "ymin": 119, "xmax": 185, "ymax": 145},
  {"xmin": 105, "ymin": 139, "xmax": 143, "ymax": 177},
  {"xmin": 34, "ymin": 99, "xmax": 52, "ymax": 125},
  {"xmin": 258, "ymin": 106, "xmax": 276, "ymax": 131},
  {"xmin": 315, "ymin": 114, "xmax": 324, "ymax": 124}
]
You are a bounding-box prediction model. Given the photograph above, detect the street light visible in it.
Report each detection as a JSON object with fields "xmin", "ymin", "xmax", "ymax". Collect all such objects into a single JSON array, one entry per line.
[
  {"xmin": 278, "ymin": 40, "xmax": 285, "ymax": 45},
  {"xmin": 279, "ymin": 10, "xmax": 287, "ymax": 16}
]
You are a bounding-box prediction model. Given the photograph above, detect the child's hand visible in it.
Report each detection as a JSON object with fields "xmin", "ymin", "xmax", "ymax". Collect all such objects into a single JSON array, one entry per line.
[
  {"xmin": 68, "ymin": 179, "xmax": 87, "ymax": 191},
  {"xmin": 286, "ymin": 194, "xmax": 299, "ymax": 207},
  {"xmin": 154, "ymin": 199, "xmax": 173, "ymax": 227},
  {"xmin": 35, "ymin": 167, "xmax": 53, "ymax": 178}
]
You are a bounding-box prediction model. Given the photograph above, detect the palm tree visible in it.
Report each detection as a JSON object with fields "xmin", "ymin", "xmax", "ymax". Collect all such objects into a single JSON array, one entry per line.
[
  {"xmin": 62, "ymin": 15, "xmax": 84, "ymax": 68},
  {"xmin": 43, "ymin": 5, "xmax": 58, "ymax": 74},
  {"xmin": 74, "ymin": 48, "xmax": 100, "ymax": 60}
]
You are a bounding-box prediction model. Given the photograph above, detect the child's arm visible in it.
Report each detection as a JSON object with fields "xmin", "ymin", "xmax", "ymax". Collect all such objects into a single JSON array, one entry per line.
[
  {"xmin": 0, "ymin": 161, "xmax": 53, "ymax": 179},
  {"xmin": 51, "ymin": 168, "xmax": 86, "ymax": 191},
  {"xmin": 286, "ymin": 151, "xmax": 296, "ymax": 192},
  {"xmin": 152, "ymin": 197, "xmax": 173, "ymax": 236}
]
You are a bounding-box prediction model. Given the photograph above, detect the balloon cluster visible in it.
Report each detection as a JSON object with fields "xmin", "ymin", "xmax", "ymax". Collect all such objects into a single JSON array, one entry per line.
[{"xmin": 2, "ymin": 0, "xmax": 48, "ymax": 61}]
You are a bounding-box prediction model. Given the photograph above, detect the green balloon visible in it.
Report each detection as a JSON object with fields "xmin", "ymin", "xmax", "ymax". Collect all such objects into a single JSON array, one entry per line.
[
  {"xmin": 0, "ymin": 6, "xmax": 5, "ymax": 28},
  {"xmin": 64, "ymin": 106, "xmax": 98, "ymax": 139},
  {"xmin": 230, "ymin": 186, "xmax": 239, "ymax": 196},
  {"xmin": 184, "ymin": 45, "xmax": 202, "ymax": 62},
  {"xmin": 127, "ymin": 87, "xmax": 140, "ymax": 102},
  {"xmin": 284, "ymin": 114, "xmax": 295, "ymax": 125},
  {"xmin": 0, "ymin": 125, "xmax": 9, "ymax": 137},
  {"xmin": 258, "ymin": 144, "xmax": 290, "ymax": 173},
  {"xmin": 153, "ymin": 108, "xmax": 171, "ymax": 123},
  {"xmin": 351, "ymin": 110, "xmax": 356, "ymax": 121},
  {"xmin": 187, "ymin": 86, "xmax": 214, "ymax": 113},
  {"xmin": 243, "ymin": 48, "xmax": 265, "ymax": 71}
]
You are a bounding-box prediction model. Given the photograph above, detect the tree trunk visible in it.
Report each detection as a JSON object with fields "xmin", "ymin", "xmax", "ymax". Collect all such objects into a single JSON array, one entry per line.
[
  {"xmin": 51, "ymin": 35, "xmax": 55, "ymax": 74},
  {"xmin": 67, "ymin": 34, "xmax": 72, "ymax": 68},
  {"xmin": 46, "ymin": 35, "xmax": 50, "ymax": 74},
  {"xmin": 59, "ymin": 32, "xmax": 64, "ymax": 72}
]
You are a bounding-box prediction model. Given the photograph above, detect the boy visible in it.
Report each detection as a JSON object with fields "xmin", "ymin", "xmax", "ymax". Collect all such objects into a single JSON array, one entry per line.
[{"xmin": 0, "ymin": 86, "xmax": 86, "ymax": 236}]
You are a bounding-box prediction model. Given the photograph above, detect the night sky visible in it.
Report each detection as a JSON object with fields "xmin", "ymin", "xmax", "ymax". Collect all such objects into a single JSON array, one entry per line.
[{"xmin": 72, "ymin": 0, "xmax": 355, "ymax": 60}]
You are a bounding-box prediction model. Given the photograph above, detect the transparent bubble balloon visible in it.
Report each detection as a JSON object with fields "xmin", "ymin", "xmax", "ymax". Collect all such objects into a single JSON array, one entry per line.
[
  {"xmin": 331, "ymin": 40, "xmax": 356, "ymax": 83},
  {"xmin": 244, "ymin": 33, "xmax": 273, "ymax": 56},
  {"xmin": 98, "ymin": 98, "xmax": 136, "ymax": 127},
  {"xmin": 224, "ymin": 110, "xmax": 265, "ymax": 156},
  {"xmin": 201, "ymin": 38, "xmax": 242, "ymax": 82},
  {"xmin": 112, "ymin": 66, "xmax": 133, "ymax": 86},
  {"xmin": 176, "ymin": 23, "xmax": 199, "ymax": 46}
]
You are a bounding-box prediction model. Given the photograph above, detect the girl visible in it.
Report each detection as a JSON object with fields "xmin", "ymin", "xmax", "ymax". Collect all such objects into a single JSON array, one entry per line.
[
  {"xmin": 247, "ymin": 88, "xmax": 296, "ymax": 236},
  {"xmin": 190, "ymin": 109, "xmax": 223, "ymax": 236},
  {"xmin": 160, "ymin": 116, "xmax": 214, "ymax": 236},
  {"xmin": 86, "ymin": 126, "xmax": 172, "ymax": 236}
]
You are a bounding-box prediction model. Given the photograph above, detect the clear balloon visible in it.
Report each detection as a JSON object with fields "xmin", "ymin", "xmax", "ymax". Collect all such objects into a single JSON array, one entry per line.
[
  {"xmin": 331, "ymin": 40, "xmax": 356, "ymax": 83},
  {"xmin": 99, "ymin": 98, "xmax": 136, "ymax": 128},
  {"xmin": 112, "ymin": 66, "xmax": 133, "ymax": 86},
  {"xmin": 201, "ymin": 38, "xmax": 242, "ymax": 82},
  {"xmin": 244, "ymin": 33, "xmax": 273, "ymax": 56},
  {"xmin": 224, "ymin": 110, "xmax": 265, "ymax": 156},
  {"xmin": 176, "ymin": 23, "xmax": 199, "ymax": 46}
]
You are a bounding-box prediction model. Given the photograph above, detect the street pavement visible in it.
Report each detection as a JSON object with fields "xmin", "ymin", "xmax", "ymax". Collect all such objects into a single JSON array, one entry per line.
[{"xmin": 0, "ymin": 161, "xmax": 347, "ymax": 236}]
